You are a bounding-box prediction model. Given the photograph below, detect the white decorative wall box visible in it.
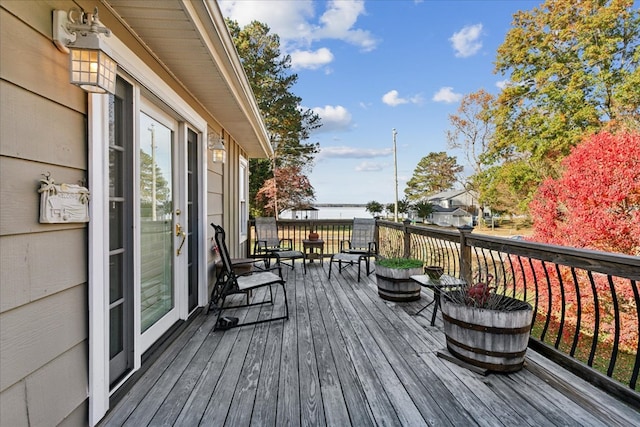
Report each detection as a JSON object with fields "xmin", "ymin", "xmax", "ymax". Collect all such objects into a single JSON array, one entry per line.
[{"xmin": 38, "ymin": 174, "xmax": 90, "ymax": 223}]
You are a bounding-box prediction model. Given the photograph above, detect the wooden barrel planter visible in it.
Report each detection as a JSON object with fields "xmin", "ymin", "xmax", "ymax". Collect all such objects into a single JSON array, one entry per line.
[
  {"xmin": 440, "ymin": 295, "xmax": 533, "ymax": 372},
  {"xmin": 374, "ymin": 261, "xmax": 423, "ymax": 302}
]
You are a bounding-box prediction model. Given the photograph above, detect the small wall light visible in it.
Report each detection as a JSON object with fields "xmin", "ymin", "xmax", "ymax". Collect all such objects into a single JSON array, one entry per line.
[
  {"xmin": 208, "ymin": 131, "xmax": 226, "ymax": 163},
  {"xmin": 53, "ymin": 8, "xmax": 117, "ymax": 94}
]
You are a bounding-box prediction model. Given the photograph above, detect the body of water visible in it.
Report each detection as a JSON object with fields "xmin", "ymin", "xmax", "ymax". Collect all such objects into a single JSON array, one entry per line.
[
  {"xmin": 282, "ymin": 205, "xmax": 373, "ymax": 220},
  {"xmin": 316, "ymin": 206, "xmax": 371, "ymax": 219}
]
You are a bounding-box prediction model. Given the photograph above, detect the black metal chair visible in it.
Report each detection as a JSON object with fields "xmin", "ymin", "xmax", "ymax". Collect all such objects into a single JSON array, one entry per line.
[
  {"xmin": 254, "ymin": 217, "xmax": 306, "ymax": 273},
  {"xmin": 209, "ymin": 223, "xmax": 289, "ymax": 331},
  {"xmin": 340, "ymin": 218, "xmax": 378, "ymax": 275}
]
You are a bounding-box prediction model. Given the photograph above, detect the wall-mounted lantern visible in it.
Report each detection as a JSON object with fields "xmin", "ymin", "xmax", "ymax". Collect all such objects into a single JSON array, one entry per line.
[
  {"xmin": 52, "ymin": 7, "xmax": 116, "ymax": 94},
  {"xmin": 208, "ymin": 130, "xmax": 226, "ymax": 164}
]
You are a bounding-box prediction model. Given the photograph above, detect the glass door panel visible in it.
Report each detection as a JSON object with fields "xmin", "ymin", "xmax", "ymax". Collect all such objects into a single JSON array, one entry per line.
[{"xmin": 139, "ymin": 112, "xmax": 174, "ymax": 332}]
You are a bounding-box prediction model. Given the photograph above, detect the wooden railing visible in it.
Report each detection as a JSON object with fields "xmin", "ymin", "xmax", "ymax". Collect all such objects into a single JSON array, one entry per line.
[{"xmin": 248, "ymin": 218, "xmax": 640, "ymax": 405}]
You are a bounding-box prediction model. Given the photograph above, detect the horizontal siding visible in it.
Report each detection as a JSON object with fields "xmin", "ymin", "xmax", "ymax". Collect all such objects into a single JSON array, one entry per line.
[
  {"xmin": 0, "ymin": 6, "xmax": 86, "ymax": 114},
  {"xmin": 0, "ymin": 284, "xmax": 87, "ymax": 392},
  {"xmin": 0, "ymin": 381, "xmax": 28, "ymax": 427},
  {"xmin": 0, "ymin": 81, "xmax": 86, "ymax": 168},
  {"xmin": 0, "ymin": 2, "xmax": 90, "ymax": 424},
  {"xmin": 25, "ymin": 342, "xmax": 88, "ymax": 427},
  {"xmin": 0, "ymin": 156, "xmax": 87, "ymax": 237},
  {"xmin": 0, "ymin": 228, "xmax": 87, "ymax": 312}
]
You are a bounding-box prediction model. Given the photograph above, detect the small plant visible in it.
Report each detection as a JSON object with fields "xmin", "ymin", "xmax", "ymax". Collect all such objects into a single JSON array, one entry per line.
[
  {"xmin": 445, "ymin": 271, "xmax": 530, "ymax": 312},
  {"xmin": 376, "ymin": 257, "xmax": 423, "ymax": 269}
]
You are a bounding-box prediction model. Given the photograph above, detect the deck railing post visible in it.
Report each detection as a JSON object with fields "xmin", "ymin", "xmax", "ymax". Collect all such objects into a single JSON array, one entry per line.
[
  {"xmin": 457, "ymin": 225, "xmax": 474, "ymax": 284},
  {"xmin": 403, "ymin": 219, "xmax": 412, "ymax": 258}
]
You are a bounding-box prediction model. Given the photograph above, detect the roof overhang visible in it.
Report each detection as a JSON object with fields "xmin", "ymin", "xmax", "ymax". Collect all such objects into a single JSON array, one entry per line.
[{"xmin": 103, "ymin": 0, "xmax": 272, "ymax": 158}]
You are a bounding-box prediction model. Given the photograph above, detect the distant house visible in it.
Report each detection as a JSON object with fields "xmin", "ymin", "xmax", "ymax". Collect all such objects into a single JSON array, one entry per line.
[
  {"xmin": 428, "ymin": 206, "xmax": 473, "ymax": 227},
  {"xmin": 0, "ymin": 1, "xmax": 271, "ymax": 425},
  {"xmin": 427, "ymin": 188, "xmax": 479, "ymax": 212}
]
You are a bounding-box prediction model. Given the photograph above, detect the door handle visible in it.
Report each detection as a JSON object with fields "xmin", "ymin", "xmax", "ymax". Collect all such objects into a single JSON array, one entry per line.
[
  {"xmin": 176, "ymin": 223, "xmax": 183, "ymax": 236},
  {"xmin": 177, "ymin": 230, "xmax": 186, "ymax": 255}
]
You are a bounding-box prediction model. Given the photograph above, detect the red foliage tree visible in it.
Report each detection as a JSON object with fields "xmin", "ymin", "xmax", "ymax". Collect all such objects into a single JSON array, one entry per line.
[
  {"xmin": 255, "ymin": 165, "xmax": 314, "ymax": 216},
  {"xmin": 529, "ymin": 131, "xmax": 640, "ymax": 256}
]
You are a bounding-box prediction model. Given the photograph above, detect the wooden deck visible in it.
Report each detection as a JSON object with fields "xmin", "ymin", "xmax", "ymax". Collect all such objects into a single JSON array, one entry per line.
[{"xmin": 101, "ymin": 261, "xmax": 640, "ymax": 426}]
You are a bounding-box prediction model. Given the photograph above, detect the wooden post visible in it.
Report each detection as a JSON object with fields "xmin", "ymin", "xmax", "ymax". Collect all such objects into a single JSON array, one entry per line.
[
  {"xmin": 458, "ymin": 225, "xmax": 474, "ymax": 284},
  {"xmin": 403, "ymin": 219, "xmax": 412, "ymax": 258}
]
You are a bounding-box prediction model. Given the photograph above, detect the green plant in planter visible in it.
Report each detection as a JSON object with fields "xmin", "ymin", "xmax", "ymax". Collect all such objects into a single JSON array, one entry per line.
[
  {"xmin": 375, "ymin": 257, "xmax": 424, "ymax": 302},
  {"xmin": 376, "ymin": 257, "xmax": 423, "ymax": 269}
]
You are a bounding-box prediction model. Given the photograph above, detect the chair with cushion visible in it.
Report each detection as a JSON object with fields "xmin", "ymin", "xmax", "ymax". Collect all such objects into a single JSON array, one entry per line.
[
  {"xmin": 209, "ymin": 223, "xmax": 289, "ymax": 330},
  {"xmin": 254, "ymin": 217, "xmax": 306, "ymax": 273},
  {"xmin": 340, "ymin": 217, "xmax": 378, "ymax": 275},
  {"xmin": 328, "ymin": 252, "xmax": 367, "ymax": 282}
]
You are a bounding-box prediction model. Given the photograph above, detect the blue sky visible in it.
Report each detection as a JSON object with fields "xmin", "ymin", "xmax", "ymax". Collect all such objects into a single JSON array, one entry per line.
[{"xmin": 219, "ymin": 0, "xmax": 541, "ymax": 204}]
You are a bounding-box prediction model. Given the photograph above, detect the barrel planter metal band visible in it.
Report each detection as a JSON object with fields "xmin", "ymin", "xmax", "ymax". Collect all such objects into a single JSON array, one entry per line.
[
  {"xmin": 375, "ymin": 265, "xmax": 423, "ymax": 302},
  {"xmin": 441, "ymin": 296, "xmax": 533, "ymax": 373}
]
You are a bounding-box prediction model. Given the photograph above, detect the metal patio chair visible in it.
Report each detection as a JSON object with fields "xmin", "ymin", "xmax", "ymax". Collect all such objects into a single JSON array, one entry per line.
[
  {"xmin": 254, "ymin": 217, "xmax": 306, "ymax": 273},
  {"xmin": 209, "ymin": 223, "xmax": 289, "ymax": 330},
  {"xmin": 340, "ymin": 217, "xmax": 378, "ymax": 275}
]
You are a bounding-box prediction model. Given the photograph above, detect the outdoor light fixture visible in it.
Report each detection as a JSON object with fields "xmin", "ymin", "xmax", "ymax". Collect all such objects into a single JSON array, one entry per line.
[
  {"xmin": 52, "ymin": 8, "xmax": 117, "ymax": 94},
  {"xmin": 208, "ymin": 131, "xmax": 226, "ymax": 163}
]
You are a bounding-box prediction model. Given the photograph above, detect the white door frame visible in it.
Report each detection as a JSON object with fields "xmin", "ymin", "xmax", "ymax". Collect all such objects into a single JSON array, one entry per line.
[{"xmin": 88, "ymin": 34, "xmax": 208, "ymax": 426}]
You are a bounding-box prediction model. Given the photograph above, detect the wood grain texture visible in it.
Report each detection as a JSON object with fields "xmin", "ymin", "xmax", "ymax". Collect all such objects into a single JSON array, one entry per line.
[{"xmin": 101, "ymin": 263, "xmax": 640, "ymax": 427}]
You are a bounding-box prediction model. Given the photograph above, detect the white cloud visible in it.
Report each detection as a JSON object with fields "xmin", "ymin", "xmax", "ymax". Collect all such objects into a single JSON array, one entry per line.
[
  {"xmin": 218, "ymin": 0, "xmax": 315, "ymax": 41},
  {"xmin": 311, "ymin": 105, "xmax": 352, "ymax": 132},
  {"xmin": 382, "ymin": 90, "xmax": 422, "ymax": 107},
  {"xmin": 432, "ymin": 87, "xmax": 462, "ymax": 103},
  {"xmin": 450, "ymin": 24, "xmax": 483, "ymax": 58},
  {"xmin": 219, "ymin": 0, "xmax": 378, "ymax": 54},
  {"xmin": 355, "ymin": 161, "xmax": 384, "ymax": 172},
  {"xmin": 496, "ymin": 79, "xmax": 510, "ymax": 89},
  {"xmin": 315, "ymin": 0, "xmax": 377, "ymax": 51},
  {"xmin": 291, "ymin": 48, "xmax": 334, "ymax": 70},
  {"xmin": 317, "ymin": 146, "xmax": 393, "ymax": 160}
]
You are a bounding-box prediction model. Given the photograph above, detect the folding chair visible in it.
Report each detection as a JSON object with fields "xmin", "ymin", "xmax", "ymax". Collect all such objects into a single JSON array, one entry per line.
[
  {"xmin": 209, "ymin": 223, "xmax": 289, "ymax": 330},
  {"xmin": 340, "ymin": 218, "xmax": 378, "ymax": 275},
  {"xmin": 254, "ymin": 217, "xmax": 306, "ymax": 273}
]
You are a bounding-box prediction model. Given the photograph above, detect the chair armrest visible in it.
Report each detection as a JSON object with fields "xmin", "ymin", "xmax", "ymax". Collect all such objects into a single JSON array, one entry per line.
[
  {"xmin": 368, "ymin": 242, "xmax": 378, "ymax": 254},
  {"xmin": 279, "ymin": 238, "xmax": 293, "ymax": 250},
  {"xmin": 254, "ymin": 239, "xmax": 268, "ymax": 253},
  {"xmin": 339, "ymin": 239, "xmax": 351, "ymax": 252}
]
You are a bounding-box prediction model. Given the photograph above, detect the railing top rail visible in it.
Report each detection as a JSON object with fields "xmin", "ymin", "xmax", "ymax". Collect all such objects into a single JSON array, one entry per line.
[{"xmin": 466, "ymin": 234, "xmax": 640, "ymax": 281}]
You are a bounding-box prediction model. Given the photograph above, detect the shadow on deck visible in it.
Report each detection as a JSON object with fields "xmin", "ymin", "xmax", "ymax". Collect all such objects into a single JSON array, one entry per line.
[{"xmin": 101, "ymin": 261, "xmax": 639, "ymax": 426}]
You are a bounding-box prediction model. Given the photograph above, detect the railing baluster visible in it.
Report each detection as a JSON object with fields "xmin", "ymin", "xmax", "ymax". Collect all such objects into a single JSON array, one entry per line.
[
  {"xmin": 587, "ymin": 270, "xmax": 600, "ymax": 368},
  {"xmin": 607, "ymin": 275, "xmax": 621, "ymax": 377},
  {"xmin": 554, "ymin": 264, "xmax": 566, "ymax": 350},
  {"xmin": 569, "ymin": 267, "xmax": 582, "ymax": 358},
  {"xmin": 630, "ymin": 279, "xmax": 640, "ymax": 390}
]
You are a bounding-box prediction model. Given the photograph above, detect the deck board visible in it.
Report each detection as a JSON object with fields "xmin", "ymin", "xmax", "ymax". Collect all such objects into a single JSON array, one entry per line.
[{"xmin": 100, "ymin": 262, "xmax": 640, "ymax": 426}]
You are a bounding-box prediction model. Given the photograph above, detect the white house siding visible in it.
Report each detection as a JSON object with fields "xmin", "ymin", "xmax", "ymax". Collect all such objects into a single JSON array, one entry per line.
[{"xmin": 1, "ymin": 1, "xmax": 90, "ymax": 425}]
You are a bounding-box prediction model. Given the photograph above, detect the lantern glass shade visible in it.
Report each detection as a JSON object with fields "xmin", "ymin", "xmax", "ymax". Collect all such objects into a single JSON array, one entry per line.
[
  {"xmin": 212, "ymin": 141, "xmax": 226, "ymax": 163},
  {"xmin": 69, "ymin": 47, "xmax": 117, "ymax": 94}
]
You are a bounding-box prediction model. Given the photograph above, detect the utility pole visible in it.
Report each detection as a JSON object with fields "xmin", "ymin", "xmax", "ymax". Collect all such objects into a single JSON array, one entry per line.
[{"xmin": 393, "ymin": 128, "xmax": 398, "ymax": 222}]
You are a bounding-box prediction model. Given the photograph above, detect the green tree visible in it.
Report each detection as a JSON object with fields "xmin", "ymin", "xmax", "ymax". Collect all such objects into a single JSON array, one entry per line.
[
  {"xmin": 488, "ymin": 0, "xmax": 640, "ymax": 207},
  {"xmin": 226, "ymin": 20, "xmax": 322, "ymax": 215},
  {"xmin": 365, "ymin": 201, "xmax": 384, "ymax": 217},
  {"xmin": 404, "ymin": 152, "xmax": 463, "ymax": 201},
  {"xmin": 398, "ymin": 198, "xmax": 411, "ymax": 218},
  {"xmin": 414, "ymin": 201, "xmax": 434, "ymax": 223}
]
